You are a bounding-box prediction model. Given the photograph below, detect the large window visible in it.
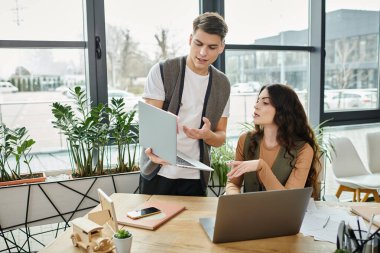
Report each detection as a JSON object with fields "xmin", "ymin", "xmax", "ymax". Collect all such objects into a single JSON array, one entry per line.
[
  {"xmin": 324, "ymin": 6, "xmax": 379, "ymax": 111},
  {"xmin": 104, "ymin": 0, "xmax": 197, "ymax": 97},
  {"xmin": 0, "ymin": 0, "xmax": 83, "ymax": 41},
  {"xmin": 225, "ymin": 0, "xmax": 309, "ymax": 46},
  {"xmin": 323, "ymin": 1, "xmax": 380, "ymax": 120},
  {"xmin": 225, "ymin": 50, "xmax": 309, "ymax": 137},
  {"xmin": 224, "ymin": 0, "xmax": 313, "ymax": 136},
  {"xmin": 0, "ymin": 49, "xmax": 85, "ymax": 150},
  {"xmin": 2, "ymin": 0, "xmax": 380, "ymax": 152},
  {"xmin": 0, "ymin": 1, "xmax": 87, "ymax": 151}
]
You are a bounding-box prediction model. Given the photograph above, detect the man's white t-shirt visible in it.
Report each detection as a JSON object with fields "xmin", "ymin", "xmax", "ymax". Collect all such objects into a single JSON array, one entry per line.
[{"xmin": 142, "ymin": 62, "xmax": 230, "ymax": 179}]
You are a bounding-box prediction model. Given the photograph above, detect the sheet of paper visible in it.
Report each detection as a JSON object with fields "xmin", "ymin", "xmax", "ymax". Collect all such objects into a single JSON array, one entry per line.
[
  {"xmin": 306, "ymin": 198, "xmax": 318, "ymax": 212},
  {"xmin": 300, "ymin": 204, "xmax": 367, "ymax": 243}
]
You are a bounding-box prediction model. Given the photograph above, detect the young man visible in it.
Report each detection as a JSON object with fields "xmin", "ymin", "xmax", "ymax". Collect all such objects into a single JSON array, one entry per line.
[{"xmin": 139, "ymin": 12, "xmax": 230, "ymax": 196}]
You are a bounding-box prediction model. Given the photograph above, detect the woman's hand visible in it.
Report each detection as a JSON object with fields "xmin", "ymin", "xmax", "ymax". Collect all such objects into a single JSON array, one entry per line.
[
  {"xmin": 145, "ymin": 148, "xmax": 169, "ymax": 166},
  {"xmin": 227, "ymin": 160, "xmax": 261, "ymax": 179}
]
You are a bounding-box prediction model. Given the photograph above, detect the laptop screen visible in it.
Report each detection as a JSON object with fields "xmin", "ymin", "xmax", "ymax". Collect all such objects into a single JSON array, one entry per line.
[
  {"xmin": 200, "ymin": 187, "xmax": 312, "ymax": 243},
  {"xmin": 138, "ymin": 101, "xmax": 177, "ymax": 165}
]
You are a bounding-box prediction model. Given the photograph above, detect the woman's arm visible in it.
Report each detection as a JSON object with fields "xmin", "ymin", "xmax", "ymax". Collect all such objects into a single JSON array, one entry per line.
[{"xmin": 225, "ymin": 133, "xmax": 247, "ymax": 194}]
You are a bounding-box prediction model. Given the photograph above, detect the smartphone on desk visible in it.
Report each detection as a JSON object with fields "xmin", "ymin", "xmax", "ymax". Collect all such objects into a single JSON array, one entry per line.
[{"xmin": 127, "ymin": 207, "xmax": 161, "ymax": 219}]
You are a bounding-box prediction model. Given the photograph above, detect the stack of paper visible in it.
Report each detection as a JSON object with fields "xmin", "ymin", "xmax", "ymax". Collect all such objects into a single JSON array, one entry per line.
[{"xmin": 300, "ymin": 200, "xmax": 367, "ymax": 243}]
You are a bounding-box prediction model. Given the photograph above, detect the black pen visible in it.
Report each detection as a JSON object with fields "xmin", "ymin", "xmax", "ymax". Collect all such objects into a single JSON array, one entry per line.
[
  {"xmin": 357, "ymin": 216, "xmax": 363, "ymax": 243},
  {"xmin": 347, "ymin": 225, "xmax": 359, "ymax": 249},
  {"xmin": 323, "ymin": 216, "xmax": 330, "ymax": 228}
]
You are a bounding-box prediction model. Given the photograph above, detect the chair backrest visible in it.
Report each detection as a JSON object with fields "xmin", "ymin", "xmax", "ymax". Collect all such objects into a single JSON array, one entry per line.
[
  {"xmin": 366, "ymin": 131, "xmax": 380, "ymax": 173},
  {"xmin": 331, "ymin": 137, "xmax": 369, "ymax": 178}
]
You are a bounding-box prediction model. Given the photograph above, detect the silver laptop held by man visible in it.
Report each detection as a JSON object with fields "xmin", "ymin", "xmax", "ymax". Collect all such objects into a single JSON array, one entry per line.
[
  {"xmin": 200, "ymin": 187, "xmax": 312, "ymax": 243},
  {"xmin": 138, "ymin": 101, "xmax": 213, "ymax": 171}
]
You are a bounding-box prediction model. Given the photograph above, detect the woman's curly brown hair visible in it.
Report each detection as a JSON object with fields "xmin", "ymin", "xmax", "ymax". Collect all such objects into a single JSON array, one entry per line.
[{"xmin": 250, "ymin": 84, "xmax": 321, "ymax": 199}]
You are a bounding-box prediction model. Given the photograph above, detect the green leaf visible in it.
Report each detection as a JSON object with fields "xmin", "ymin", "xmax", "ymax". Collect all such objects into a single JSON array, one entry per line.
[{"xmin": 114, "ymin": 229, "xmax": 131, "ymax": 239}]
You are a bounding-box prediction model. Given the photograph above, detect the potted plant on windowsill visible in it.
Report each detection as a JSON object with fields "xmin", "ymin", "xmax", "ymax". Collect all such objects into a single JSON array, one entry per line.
[
  {"xmin": 52, "ymin": 86, "xmax": 110, "ymax": 177},
  {"xmin": 0, "ymin": 124, "xmax": 46, "ymax": 187},
  {"xmin": 209, "ymin": 141, "xmax": 235, "ymax": 196},
  {"xmin": 113, "ymin": 229, "xmax": 132, "ymax": 253},
  {"xmin": 0, "ymin": 89, "xmax": 140, "ymax": 250},
  {"xmin": 108, "ymin": 97, "xmax": 139, "ymax": 173},
  {"xmin": 51, "ymin": 86, "xmax": 139, "ymax": 178},
  {"xmin": 314, "ymin": 120, "xmax": 335, "ymax": 200}
]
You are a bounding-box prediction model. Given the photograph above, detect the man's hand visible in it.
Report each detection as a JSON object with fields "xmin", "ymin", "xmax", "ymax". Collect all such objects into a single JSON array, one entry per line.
[
  {"xmin": 183, "ymin": 117, "xmax": 212, "ymax": 140},
  {"xmin": 145, "ymin": 148, "xmax": 169, "ymax": 165}
]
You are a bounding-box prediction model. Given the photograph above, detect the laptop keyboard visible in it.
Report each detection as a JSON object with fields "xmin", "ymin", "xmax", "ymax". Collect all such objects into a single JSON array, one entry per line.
[{"xmin": 176, "ymin": 156, "xmax": 195, "ymax": 167}]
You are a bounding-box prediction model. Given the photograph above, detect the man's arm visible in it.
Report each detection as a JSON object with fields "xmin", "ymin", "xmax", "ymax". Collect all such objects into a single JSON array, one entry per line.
[{"xmin": 203, "ymin": 117, "xmax": 227, "ymax": 147}]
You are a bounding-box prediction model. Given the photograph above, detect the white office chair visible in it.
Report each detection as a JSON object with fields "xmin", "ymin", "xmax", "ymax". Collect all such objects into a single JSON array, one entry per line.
[
  {"xmin": 331, "ymin": 136, "xmax": 380, "ymax": 202},
  {"xmin": 366, "ymin": 131, "xmax": 380, "ymax": 174}
]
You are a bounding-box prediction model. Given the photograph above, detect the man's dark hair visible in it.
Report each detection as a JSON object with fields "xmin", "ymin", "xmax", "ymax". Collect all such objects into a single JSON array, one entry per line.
[{"xmin": 193, "ymin": 12, "xmax": 228, "ymax": 41}]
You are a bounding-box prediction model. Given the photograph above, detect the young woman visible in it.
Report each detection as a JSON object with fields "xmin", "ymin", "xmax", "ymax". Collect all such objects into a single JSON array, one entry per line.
[{"xmin": 226, "ymin": 84, "xmax": 320, "ymax": 199}]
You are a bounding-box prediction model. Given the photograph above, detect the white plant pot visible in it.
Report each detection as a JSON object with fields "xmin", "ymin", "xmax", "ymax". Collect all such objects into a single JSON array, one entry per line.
[{"xmin": 113, "ymin": 234, "xmax": 132, "ymax": 253}]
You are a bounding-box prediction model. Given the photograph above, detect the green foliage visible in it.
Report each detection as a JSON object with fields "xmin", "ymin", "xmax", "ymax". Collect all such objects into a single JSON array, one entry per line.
[
  {"xmin": 51, "ymin": 86, "xmax": 139, "ymax": 177},
  {"xmin": 313, "ymin": 120, "xmax": 335, "ymax": 163},
  {"xmin": 239, "ymin": 121, "xmax": 255, "ymax": 133},
  {"xmin": 210, "ymin": 142, "xmax": 235, "ymax": 188},
  {"xmin": 108, "ymin": 98, "xmax": 138, "ymax": 173},
  {"xmin": 114, "ymin": 229, "xmax": 131, "ymax": 239},
  {"xmin": 52, "ymin": 86, "xmax": 107, "ymax": 177},
  {"xmin": 334, "ymin": 249, "xmax": 349, "ymax": 253},
  {"xmin": 0, "ymin": 124, "xmax": 36, "ymax": 182}
]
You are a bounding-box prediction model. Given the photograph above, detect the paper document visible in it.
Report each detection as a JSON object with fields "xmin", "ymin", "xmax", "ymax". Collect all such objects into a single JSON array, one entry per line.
[{"xmin": 300, "ymin": 200, "xmax": 367, "ymax": 243}]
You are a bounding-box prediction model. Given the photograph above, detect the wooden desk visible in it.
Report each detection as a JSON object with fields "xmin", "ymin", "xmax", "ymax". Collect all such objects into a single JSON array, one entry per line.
[{"xmin": 40, "ymin": 193, "xmax": 366, "ymax": 253}]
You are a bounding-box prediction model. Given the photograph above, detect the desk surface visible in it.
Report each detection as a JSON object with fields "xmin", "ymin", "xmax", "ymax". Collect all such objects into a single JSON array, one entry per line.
[{"xmin": 39, "ymin": 193, "xmax": 371, "ymax": 253}]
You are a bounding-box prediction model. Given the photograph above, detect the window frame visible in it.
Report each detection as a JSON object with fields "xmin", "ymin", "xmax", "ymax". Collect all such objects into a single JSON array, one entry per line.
[
  {"xmin": 1, "ymin": 0, "xmax": 379, "ymax": 131},
  {"xmin": 0, "ymin": 0, "xmax": 107, "ymax": 107},
  {"xmin": 204, "ymin": 0, "xmax": 322, "ymax": 127}
]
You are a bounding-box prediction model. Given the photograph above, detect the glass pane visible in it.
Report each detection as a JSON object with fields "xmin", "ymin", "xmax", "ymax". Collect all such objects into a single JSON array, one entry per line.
[
  {"xmin": 325, "ymin": 1, "xmax": 379, "ymax": 111},
  {"xmin": 0, "ymin": 49, "xmax": 86, "ymax": 151},
  {"xmin": 225, "ymin": 50, "xmax": 309, "ymax": 138},
  {"xmin": 104, "ymin": 0, "xmax": 198, "ymax": 95},
  {"xmin": 0, "ymin": 0, "xmax": 84, "ymax": 41},
  {"xmin": 225, "ymin": 0, "xmax": 309, "ymax": 45}
]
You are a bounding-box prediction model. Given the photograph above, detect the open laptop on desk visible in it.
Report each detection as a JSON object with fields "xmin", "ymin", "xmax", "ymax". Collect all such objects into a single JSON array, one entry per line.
[
  {"xmin": 200, "ymin": 187, "xmax": 312, "ymax": 243},
  {"xmin": 138, "ymin": 101, "xmax": 213, "ymax": 171}
]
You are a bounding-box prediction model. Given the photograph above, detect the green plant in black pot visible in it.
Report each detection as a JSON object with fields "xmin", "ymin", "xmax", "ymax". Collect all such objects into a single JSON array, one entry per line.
[{"xmin": 210, "ymin": 141, "xmax": 235, "ymax": 195}]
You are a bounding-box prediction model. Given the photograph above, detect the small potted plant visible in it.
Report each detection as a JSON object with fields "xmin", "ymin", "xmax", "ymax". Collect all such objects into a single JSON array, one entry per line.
[
  {"xmin": 0, "ymin": 124, "xmax": 46, "ymax": 186},
  {"xmin": 113, "ymin": 229, "xmax": 132, "ymax": 253},
  {"xmin": 209, "ymin": 141, "xmax": 235, "ymax": 196}
]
